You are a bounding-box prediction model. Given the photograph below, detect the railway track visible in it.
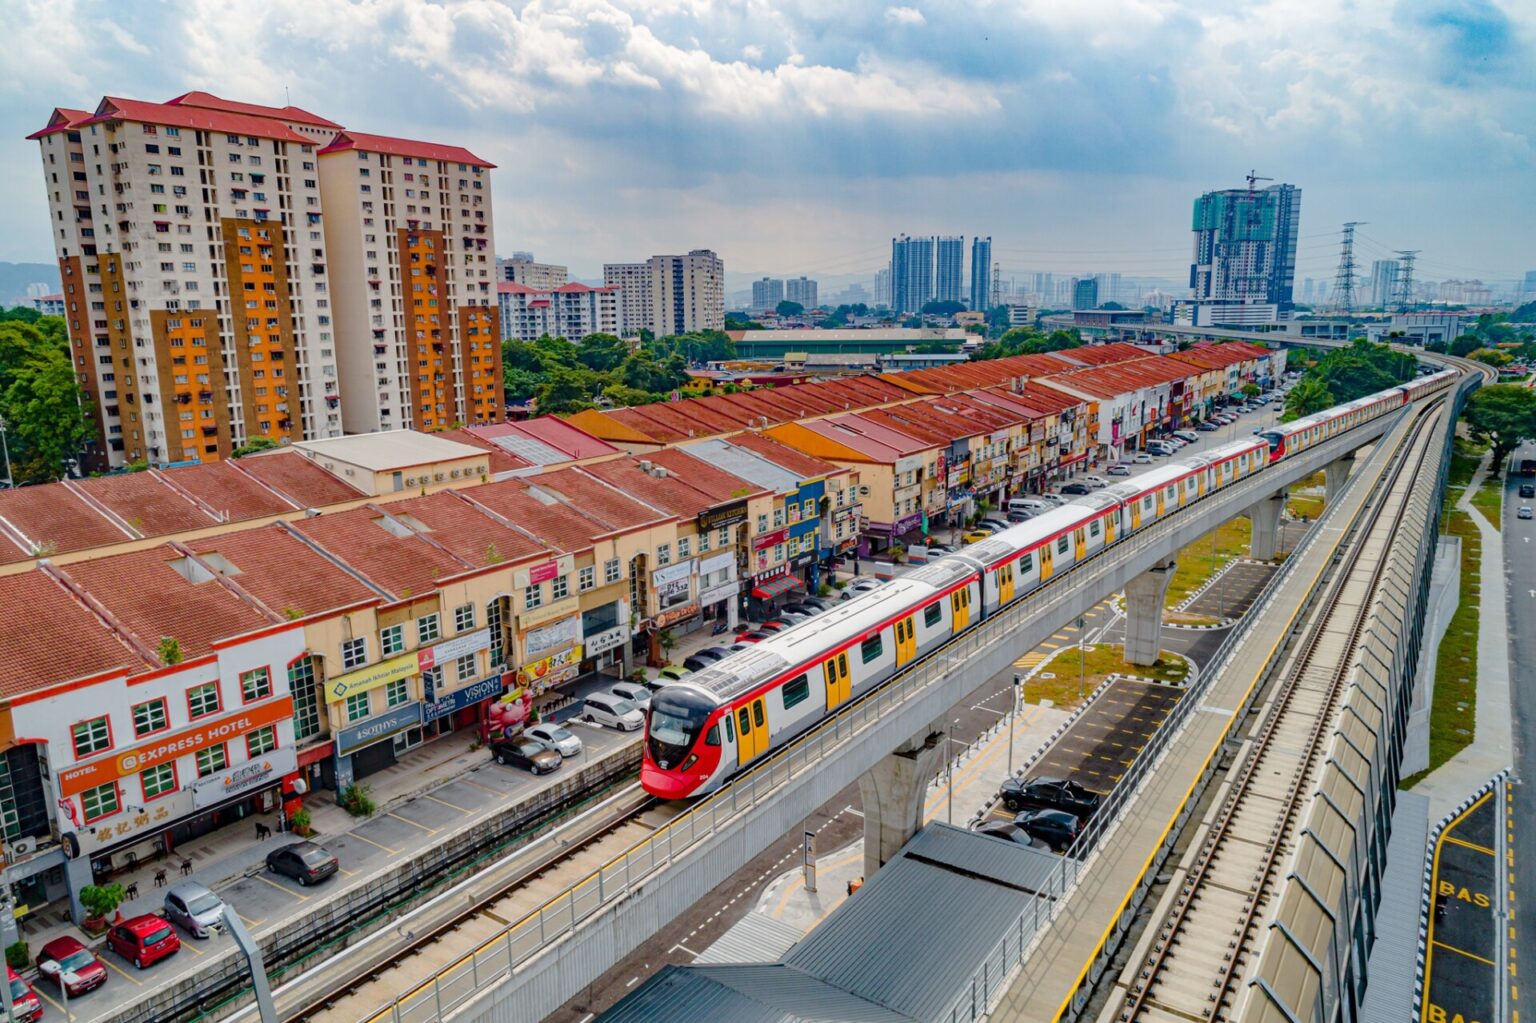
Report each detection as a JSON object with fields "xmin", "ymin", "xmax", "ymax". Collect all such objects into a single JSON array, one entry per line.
[{"xmin": 1112, "ymin": 400, "xmax": 1447, "ymax": 1023}]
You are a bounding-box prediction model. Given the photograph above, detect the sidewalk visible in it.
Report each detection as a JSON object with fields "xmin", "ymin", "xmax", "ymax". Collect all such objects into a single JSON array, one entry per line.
[{"xmin": 1410, "ymin": 451, "xmax": 1513, "ymax": 820}]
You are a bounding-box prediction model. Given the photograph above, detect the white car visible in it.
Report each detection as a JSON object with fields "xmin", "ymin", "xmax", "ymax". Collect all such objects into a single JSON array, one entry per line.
[
  {"xmin": 1132, "ymin": 453, "xmax": 1154, "ymax": 464},
  {"xmin": 525, "ymin": 724, "xmax": 583, "ymax": 758},
  {"xmin": 581, "ymin": 692, "xmax": 645, "ymax": 731},
  {"xmin": 609, "ymin": 681, "xmax": 652, "ymax": 711},
  {"xmin": 1080, "ymin": 475, "xmax": 1110, "ymax": 489}
]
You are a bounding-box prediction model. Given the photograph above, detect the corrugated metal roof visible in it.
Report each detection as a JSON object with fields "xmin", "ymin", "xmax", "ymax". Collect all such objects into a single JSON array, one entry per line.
[
  {"xmin": 1358, "ymin": 790, "xmax": 1429, "ymax": 1023},
  {"xmin": 684, "ymin": 439, "xmax": 802, "ymax": 493},
  {"xmin": 694, "ymin": 912, "xmax": 805, "ymax": 964},
  {"xmin": 599, "ymin": 965, "xmax": 917, "ymax": 1023}
]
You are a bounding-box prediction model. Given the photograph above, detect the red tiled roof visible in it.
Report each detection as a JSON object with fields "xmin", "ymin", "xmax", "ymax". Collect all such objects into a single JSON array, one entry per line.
[
  {"xmin": 188, "ymin": 525, "xmax": 378, "ymax": 617},
  {"xmin": 82, "ymin": 96, "xmax": 309, "ymax": 142},
  {"xmin": 646, "ymin": 449, "xmax": 764, "ymax": 502},
  {"xmin": 288, "ymin": 507, "xmax": 471, "ymax": 600},
  {"xmin": 1056, "ymin": 342, "xmax": 1154, "ymax": 367},
  {"xmin": 467, "ymin": 419, "xmax": 619, "ymax": 461},
  {"xmin": 70, "ymin": 473, "xmax": 219, "ymax": 535},
  {"xmin": 0, "ymin": 485, "xmax": 132, "ymax": 562},
  {"xmin": 577, "ymin": 460, "xmax": 714, "ymax": 518},
  {"xmin": 0, "ymin": 572, "xmax": 147, "ymax": 696},
  {"xmin": 232, "ymin": 450, "xmax": 366, "ymax": 507},
  {"xmin": 57, "ymin": 546, "xmax": 274, "ymax": 660},
  {"xmin": 461, "ymin": 481, "xmax": 607, "ymax": 554},
  {"xmin": 525, "ymin": 467, "xmax": 674, "ymax": 533},
  {"xmin": 380, "ymin": 493, "xmax": 549, "ymax": 568},
  {"xmin": 497, "ymin": 282, "xmax": 617, "ymax": 295},
  {"xmin": 156, "ymin": 461, "xmax": 299, "ymax": 521},
  {"xmin": 725, "ymin": 433, "xmax": 842, "ymax": 480},
  {"xmin": 164, "ymin": 91, "xmax": 343, "ymax": 129},
  {"xmin": 26, "ymin": 107, "xmax": 91, "ymax": 140},
  {"xmin": 435, "ymin": 429, "xmax": 535, "ymax": 474},
  {"xmin": 319, "ymin": 130, "xmax": 493, "ymax": 169}
]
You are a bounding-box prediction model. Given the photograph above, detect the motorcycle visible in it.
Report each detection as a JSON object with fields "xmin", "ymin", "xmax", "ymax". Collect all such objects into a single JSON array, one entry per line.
[{"xmin": 711, "ymin": 619, "xmax": 729, "ymax": 636}]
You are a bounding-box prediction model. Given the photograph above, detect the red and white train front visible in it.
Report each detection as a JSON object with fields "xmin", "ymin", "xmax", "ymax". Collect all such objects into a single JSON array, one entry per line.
[{"xmin": 640, "ymin": 685, "xmax": 727, "ymax": 799}]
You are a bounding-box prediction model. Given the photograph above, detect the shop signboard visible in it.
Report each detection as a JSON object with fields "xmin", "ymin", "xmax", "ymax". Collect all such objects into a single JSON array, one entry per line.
[
  {"xmin": 59, "ymin": 696, "xmax": 295, "ymax": 797},
  {"xmin": 528, "ymin": 561, "xmax": 560, "ymax": 585},
  {"xmin": 583, "ymin": 627, "xmax": 627, "ymax": 657},
  {"xmin": 698, "ymin": 502, "xmax": 748, "ymax": 531},
  {"xmin": 417, "ymin": 628, "xmax": 491, "ymax": 671},
  {"xmin": 335, "ymin": 702, "xmax": 423, "ymax": 755},
  {"xmin": 423, "ymin": 674, "xmax": 503, "ymax": 722},
  {"xmin": 891, "ymin": 512, "xmax": 922, "ymax": 535},
  {"xmin": 698, "ymin": 551, "xmax": 735, "ymax": 577},
  {"xmin": 652, "ymin": 560, "xmax": 695, "ymax": 609},
  {"xmin": 517, "ymin": 645, "xmax": 584, "ymax": 689},
  {"xmin": 697, "ymin": 579, "xmax": 740, "ymax": 606},
  {"xmin": 190, "ymin": 746, "xmax": 299, "ymax": 809},
  {"xmin": 654, "ymin": 604, "xmax": 700, "ymax": 629},
  {"xmin": 525, "ymin": 615, "xmax": 581, "ymax": 659},
  {"xmin": 327, "ymin": 652, "xmax": 418, "ymax": 701},
  {"xmin": 753, "ymin": 528, "xmax": 788, "ymax": 551},
  {"xmin": 519, "ymin": 595, "xmax": 579, "ymax": 629}
]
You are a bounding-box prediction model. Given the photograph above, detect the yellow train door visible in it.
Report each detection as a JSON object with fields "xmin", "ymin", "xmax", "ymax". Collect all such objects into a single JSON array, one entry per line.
[
  {"xmin": 1130, "ymin": 499, "xmax": 1142, "ymax": 530},
  {"xmin": 1155, "ymin": 490, "xmax": 1166, "ymax": 517},
  {"xmin": 894, "ymin": 616, "xmax": 917, "ymax": 667},
  {"xmin": 1198, "ymin": 472, "xmax": 1208, "ymax": 497},
  {"xmin": 735, "ymin": 698, "xmax": 767, "ymax": 767},
  {"xmin": 1040, "ymin": 541, "xmax": 1055, "ymax": 581},
  {"xmin": 1178, "ymin": 479, "xmax": 1188, "ymax": 507},
  {"xmin": 823, "ymin": 652, "xmax": 851, "ymax": 711},
  {"xmin": 951, "ymin": 587, "xmax": 971, "ymax": 631},
  {"xmin": 1104, "ymin": 513, "xmax": 1117, "ymax": 545},
  {"xmin": 1074, "ymin": 527, "xmax": 1087, "ymax": 561},
  {"xmin": 998, "ymin": 562, "xmax": 1016, "ymax": 604}
]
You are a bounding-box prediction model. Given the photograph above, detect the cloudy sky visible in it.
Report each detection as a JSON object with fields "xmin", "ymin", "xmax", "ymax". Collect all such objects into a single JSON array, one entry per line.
[{"xmin": 2, "ymin": 0, "xmax": 1532, "ymax": 290}]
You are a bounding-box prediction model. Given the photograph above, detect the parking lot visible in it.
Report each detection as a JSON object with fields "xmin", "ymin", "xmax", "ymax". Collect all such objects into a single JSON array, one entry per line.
[
  {"xmin": 1183, "ymin": 560, "xmax": 1280, "ymax": 618},
  {"xmin": 1422, "ymin": 790, "xmax": 1500, "ymax": 1023}
]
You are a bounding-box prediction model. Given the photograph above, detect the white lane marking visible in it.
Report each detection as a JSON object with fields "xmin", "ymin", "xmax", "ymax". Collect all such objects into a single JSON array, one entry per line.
[
  {"xmin": 671, "ymin": 942, "xmax": 699, "ymax": 957},
  {"xmin": 626, "ymin": 976, "xmax": 641, "ymax": 987},
  {"xmin": 844, "ymin": 805, "xmax": 864, "ymax": 818}
]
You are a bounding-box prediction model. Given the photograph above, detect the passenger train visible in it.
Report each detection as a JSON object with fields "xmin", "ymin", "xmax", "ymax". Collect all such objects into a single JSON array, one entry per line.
[{"xmin": 641, "ymin": 368, "xmax": 1461, "ymax": 799}]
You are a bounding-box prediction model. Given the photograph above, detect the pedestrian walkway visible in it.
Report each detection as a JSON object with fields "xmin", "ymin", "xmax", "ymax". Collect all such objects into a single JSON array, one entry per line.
[{"xmin": 1411, "ymin": 451, "xmax": 1513, "ymax": 820}]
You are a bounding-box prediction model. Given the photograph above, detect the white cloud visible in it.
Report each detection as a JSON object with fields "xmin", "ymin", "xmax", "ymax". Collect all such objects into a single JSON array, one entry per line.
[{"xmin": 885, "ymin": 6, "xmax": 926, "ymax": 25}]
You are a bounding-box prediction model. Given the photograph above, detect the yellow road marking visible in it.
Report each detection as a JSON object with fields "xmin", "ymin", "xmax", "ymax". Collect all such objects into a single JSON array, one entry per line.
[
  {"xmin": 349, "ymin": 831, "xmax": 401, "ymax": 854},
  {"xmin": 253, "ymin": 873, "xmax": 310, "ymax": 900},
  {"xmin": 424, "ymin": 792, "xmax": 470, "ymax": 813},
  {"xmin": 386, "ymin": 811, "xmax": 439, "ymax": 835},
  {"xmin": 103, "ymin": 958, "xmax": 143, "ymax": 985},
  {"xmin": 1444, "ymin": 835, "xmax": 1495, "ymax": 856},
  {"xmin": 1433, "ymin": 941, "xmax": 1496, "ymax": 966}
]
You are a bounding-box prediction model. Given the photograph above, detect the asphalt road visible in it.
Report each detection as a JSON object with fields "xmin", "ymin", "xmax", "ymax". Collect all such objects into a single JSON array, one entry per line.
[{"xmin": 1502, "ymin": 444, "xmax": 1533, "ymax": 1019}]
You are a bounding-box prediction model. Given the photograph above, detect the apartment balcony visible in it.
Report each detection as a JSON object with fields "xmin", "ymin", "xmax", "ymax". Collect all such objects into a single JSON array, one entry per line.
[{"xmin": 198, "ymin": 391, "xmax": 213, "ymax": 403}]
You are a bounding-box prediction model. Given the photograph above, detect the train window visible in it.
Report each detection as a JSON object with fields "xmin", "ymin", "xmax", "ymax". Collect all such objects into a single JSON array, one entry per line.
[
  {"xmin": 838, "ymin": 652, "xmax": 850, "ymax": 675},
  {"xmin": 752, "ymin": 702, "xmax": 765, "ymax": 728},
  {"xmin": 705, "ymin": 723, "xmax": 721, "ymax": 746},
  {"xmin": 1143, "ymin": 495, "xmax": 1154, "ymax": 509},
  {"xmin": 1089, "ymin": 520, "xmax": 1100, "ymax": 537},
  {"xmin": 784, "ymin": 675, "xmax": 809, "ymax": 709},
  {"xmin": 1165, "ymin": 485, "xmax": 1175, "ymax": 500},
  {"xmin": 738, "ymin": 708, "xmax": 751, "ymax": 735},
  {"xmin": 1056, "ymin": 536, "xmax": 1069, "ymax": 555},
  {"xmin": 725, "ymin": 714, "xmax": 734, "ymax": 742},
  {"xmin": 924, "ymin": 602, "xmax": 942, "ymax": 627},
  {"xmin": 861, "ymin": 633, "xmax": 884, "ymax": 664}
]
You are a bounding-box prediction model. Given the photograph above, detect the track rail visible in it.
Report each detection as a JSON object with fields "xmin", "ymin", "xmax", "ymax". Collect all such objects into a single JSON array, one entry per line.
[{"xmin": 1116, "ymin": 401, "xmax": 1445, "ymax": 1022}]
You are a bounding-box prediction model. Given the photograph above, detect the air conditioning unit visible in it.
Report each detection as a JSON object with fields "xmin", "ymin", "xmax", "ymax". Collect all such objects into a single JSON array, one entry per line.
[
  {"xmin": 405, "ymin": 477, "xmax": 417, "ymax": 486},
  {"xmin": 10, "ymin": 838, "xmax": 33, "ymax": 856}
]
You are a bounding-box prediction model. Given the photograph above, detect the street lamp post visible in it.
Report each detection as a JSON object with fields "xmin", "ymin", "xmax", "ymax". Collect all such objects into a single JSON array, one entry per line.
[
  {"xmin": 0, "ymin": 415, "xmax": 13, "ymax": 489},
  {"xmin": 1008, "ymin": 674, "xmax": 1021, "ymax": 777},
  {"xmin": 945, "ymin": 719, "xmax": 962, "ymax": 825}
]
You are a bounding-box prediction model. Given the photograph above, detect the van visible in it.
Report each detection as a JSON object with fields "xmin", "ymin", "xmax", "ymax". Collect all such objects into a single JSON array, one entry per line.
[
  {"xmin": 1173, "ymin": 430, "xmax": 1199, "ymax": 443},
  {"xmin": 1008, "ymin": 497, "xmax": 1050, "ymax": 515},
  {"xmin": 581, "ymin": 692, "xmax": 646, "ymax": 732}
]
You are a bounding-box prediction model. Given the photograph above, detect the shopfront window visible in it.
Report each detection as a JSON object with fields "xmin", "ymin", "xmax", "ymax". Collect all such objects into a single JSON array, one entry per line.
[
  {"xmin": 605, "ymin": 558, "xmax": 621, "ymax": 584},
  {"xmin": 289, "ymin": 658, "xmax": 323, "ymax": 741},
  {"xmin": 188, "ymin": 682, "xmax": 221, "ymax": 719},
  {"xmin": 345, "ymin": 692, "xmax": 370, "ymax": 722},
  {"xmin": 525, "ymin": 584, "xmax": 543, "ymax": 610},
  {"xmin": 80, "ymin": 781, "xmax": 119, "ymax": 823},
  {"xmin": 380, "ymin": 625, "xmax": 405, "ymax": 657},
  {"xmin": 141, "ymin": 763, "xmax": 176, "ymax": 800},
  {"xmin": 552, "ymin": 574, "xmax": 569, "ymax": 600},
  {"xmin": 196, "ymin": 744, "xmax": 227, "ymax": 778},
  {"xmin": 246, "ymin": 725, "xmax": 276, "ymax": 757},
  {"xmin": 487, "ymin": 597, "xmax": 506, "ymax": 668},
  {"xmin": 240, "ymin": 666, "xmax": 272, "ymax": 702},
  {"xmin": 71, "ymin": 716, "xmax": 111, "ymax": 758},
  {"xmin": 678, "ymin": 536, "xmax": 691, "ymax": 558},
  {"xmin": 132, "ymin": 699, "xmax": 169, "ymax": 738},
  {"xmin": 385, "ymin": 679, "xmax": 410, "ymax": 708}
]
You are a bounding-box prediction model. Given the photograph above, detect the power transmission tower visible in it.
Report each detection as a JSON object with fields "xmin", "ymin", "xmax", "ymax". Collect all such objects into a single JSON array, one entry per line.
[
  {"xmin": 990, "ymin": 262, "xmax": 1001, "ymax": 308},
  {"xmin": 1331, "ymin": 222, "xmax": 1366, "ymax": 315},
  {"xmin": 1393, "ymin": 250, "xmax": 1419, "ymax": 312}
]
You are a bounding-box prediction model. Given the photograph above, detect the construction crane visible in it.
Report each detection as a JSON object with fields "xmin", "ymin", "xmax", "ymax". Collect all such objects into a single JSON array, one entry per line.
[{"xmin": 1246, "ymin": 170, "xmax": 1273, "ymax": 193}]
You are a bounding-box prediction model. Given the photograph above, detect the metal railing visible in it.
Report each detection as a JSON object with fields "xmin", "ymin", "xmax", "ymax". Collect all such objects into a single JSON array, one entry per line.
[{"xmin": 361, "ymin": 417, "xmax": 1412, "ymax": 1023}]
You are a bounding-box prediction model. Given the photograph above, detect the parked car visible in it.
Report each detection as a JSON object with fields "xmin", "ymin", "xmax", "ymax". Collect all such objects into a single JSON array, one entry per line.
[
  {"xmin": 978, "ymin": 519, "xmax": 1012, "ymax": 534},
  {"xmin": 774, "ymin": 609, "xmax": 813, "ymax": 625},
  {"xmin": 1058, "ymin": 482, "xmax": 1093, "ymax": 496},
  {"xmin": 683, "ymin": 648, "xmax": 729, "ymax": 672},
  {"xmin": 1132, "ymin": 453, "xmax": 1154, "ymax": 464},
  {"xmin": 1008, "ymin": 498, "xmax": 1052, "ymax": 515},
  {"xmin": 780, "ymin": 602, "xmax": 821, "ymax": 617},
  {"xmin": 972, "ymin": 819, "xmax": 1042, "ymax": 847},
  {"xmin": 1520, "ymin": 483, "xmax": 1535, "ymax": 499},
  {"xmin": 492, "ymin": 736, "xmax": 563, "ymax": 774},
  {"xmin": 164, "ymin": 881, "xmax": 226, "ymax": 938},
  {"xmin": 756, "ymin": 620, "xmax": 791, "ymax": 633},
  {"xmin": 611, "ymin": 681, "xmax": 653, "ymax": 709},
  {"xmin": 656, "ymin": 665, "xmax": 690, "ymax": 682},
  {"xmin": 107, "ymin": 914, "xmax": 182, "ymax": 969},
  {"xmin": 1014, "ymin": 809, "xmax": 1082, "ymax": 852},
  {"xmin": 1106, "ymin": 464, "xmax": 1132, "ymax": 476},
  {"xmin": 840, "ymin": 577, "xmax": 885, "ymax": 599},
  {"xmin": 798, "ymin": 596, "xmax": 837, "ymax": 613},
  {"xmin": 961, "ymin": 528, "xmax": 994, "ymax": 544},
  {"xmin": 36, "ymin": 936, "xmax": 107, "ymax": 997},
  {"xmin": 1080, "ymin": 475, "xmax": 1110, "ymax": 489},
  {"xmin": 5, "ymin": 968, "xmax": 43, "ymax": 1022},
  {"xmin": 1521, "ymin": 506, "xmax": 1533, "ymax": 520},
  {"xmin": 1007, "ymin": 509, "xmax": 1033, "ymax": 523},
  {"xmin": 265, "ymin": 841, "xmax": 340, "ymax": 887},
  {"xmin": 998, "ymin": 776, "xmax": 1101, "ymax": 818},
  {"xmin": 582, "ymin": 692, "xmax": 646, "ymax": 731},
  {"xmin": 735, "ymin": 630, "xmax": 772, "ymax": 643},
  {"xmin": 525, "ymin": 723, "xmax": 583, "ymax": 758},
  {"xmin": 1196, "ymin": 422, "xmax": 1220, "ymax": 432},
  {"xmin": 1173, "ymin": 430, "xmax": 1199, "ymax": 443}
]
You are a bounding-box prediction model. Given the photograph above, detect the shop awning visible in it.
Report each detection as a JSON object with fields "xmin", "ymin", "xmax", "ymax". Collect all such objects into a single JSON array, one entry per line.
[{"xmin": 751, "ymin": 576, "xmax": 803, "ymax": 600}]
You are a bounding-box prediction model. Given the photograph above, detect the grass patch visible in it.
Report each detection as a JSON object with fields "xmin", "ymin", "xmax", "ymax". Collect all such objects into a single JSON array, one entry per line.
[
  {"xmin": 1470, "ymin": 474, "xmax": 1503, "ymax": 531},
  {"xmin": 1164, "ymin": 518, "xmax": 1252, "ymax": 608},
  {"xmin": 1026, "ymin": 643, "xmax": 1189, "ymax": 710},
  {"xmin": 1286, "ymin": 471, "xmax": 1325, "ymax": 521}
]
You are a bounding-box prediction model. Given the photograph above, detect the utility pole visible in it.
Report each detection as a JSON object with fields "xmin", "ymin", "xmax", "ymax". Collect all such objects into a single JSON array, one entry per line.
[
  {"xmin": 0, "ymin": 415, "xmax": 13, "ymax": 489},
  {"xmin": 0, "ymin": 840, "xmax": 15, "ymax": 1022},
  {"xmin": 1394, "ymin": 250, "xmax": 1420, "ymax": 312},
  {"xmin": 1008, "ymin": 674, "xmax": 1021, "ymax": 777},
  {"xmin": 1331, "ymin": 222, "xmax": 1366, "ymax": 315}
]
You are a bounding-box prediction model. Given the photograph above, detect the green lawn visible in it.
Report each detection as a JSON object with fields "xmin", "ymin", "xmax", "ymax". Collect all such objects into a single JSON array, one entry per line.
[
  {"xmin": 1286, "ymin": 471, "xmax": 1325, "ymax": 521},
  {"xmin": 1026, "ymin": 643, "xmax": 1189, "ymax": 710},
  {"xmin": 1163, "ymin": 518, "xmax": 1253, "ymax": 609},
  {"xmin": 1471, "ymin": 474, "xmax": 1503, "ymax": 532}
]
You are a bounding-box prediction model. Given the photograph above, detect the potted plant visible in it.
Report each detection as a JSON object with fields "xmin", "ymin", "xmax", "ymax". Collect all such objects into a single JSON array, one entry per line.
[
  {"xmin": 289, "ymin": 808, "xmax": 313, "ymax": 837},
  {"xmin": 79, "ymin": 883, "xmax": 124, "ymax": 935},
  {"xmin": 5, "ymin": 941, "xmax": 28, "ymax": 970}
]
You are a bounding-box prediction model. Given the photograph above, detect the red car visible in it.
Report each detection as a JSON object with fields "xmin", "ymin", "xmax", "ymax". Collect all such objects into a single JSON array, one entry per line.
[
  {"xmin": 37, "ymin": 935, "xmax": 108, "ymax": 996},
  {"xmin": 107, "ymin": 913, "xmax": 181, "ymax": 969},
  {"xmin": 6, "ymin": 967, "xmax": 42, "ymax": 1023}
]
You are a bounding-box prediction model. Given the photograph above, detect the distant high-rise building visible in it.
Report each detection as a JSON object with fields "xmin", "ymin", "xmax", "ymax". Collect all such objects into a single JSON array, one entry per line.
[
  {"xmin": 497, "ymin": 255, "xmax": 569, "ymax": 290},
  {"xmin": 890, "ymin": 234, "xmax": 935, "ymax": 314},
  {"xmin": 934, "ymin": 235, "xmax": 964, "ymax": 305},
  {"xmin": 874, "ymin": 268, "xmax": 892, "ymax": 308},
  {"xmin": 752, "ymin": 277, "xmax": 785, "ymax": 312},
  {"xmin": 498, "ymin": 282, "xmax": 621, "ymax": 341},
  {"xmin": 1030, "ymin": 272, "xmax": 1054, "ymax": 300},
  {"xmin": 1369, "ymin": 260, "xmax": 1400, "ymax": 308},
  {"xmin": 969, "ymin": 237, "xmax": 993, "ymax": 310},
  {"xmin": 1071, "ymin": 277, "xmax": 1099, "ymax": 310},
  {"xmin": 785, "ymin": 276, "xmax": 818, "ymax": 309},
  {"xmin": 649, "ymin": 250, "xmax": 725, "ymax": 335},
  {"xmin": 1188, "ymin": 181, "xmax": 1302, "ymax": 325},
  {"xmin": 1522, "ymin": 270, "xmax": 1536, "ymax": 300}
]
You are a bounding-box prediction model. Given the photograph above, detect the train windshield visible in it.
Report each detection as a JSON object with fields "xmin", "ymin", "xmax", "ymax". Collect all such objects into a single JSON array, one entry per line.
[
  {"xmin": 648, "ymin": 687, "xmax": 714, "ymax": 767},
  {"xmin": 1259, "ymin": 431, "xmax": 1283, "ymax": 455}
]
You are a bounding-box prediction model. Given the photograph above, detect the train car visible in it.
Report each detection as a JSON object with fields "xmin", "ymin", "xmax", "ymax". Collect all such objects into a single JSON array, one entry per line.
[
  {"xmin": 1402, "ymin": 368, "xmax": 1459, "ymax": 401},
  {"xmin": 1261, "ymin": 368, "xmax": 1457, "ymax": 463},
  {"xmin": 971, "ymin": 501, "xmax": 1116, "ymax": 618}
]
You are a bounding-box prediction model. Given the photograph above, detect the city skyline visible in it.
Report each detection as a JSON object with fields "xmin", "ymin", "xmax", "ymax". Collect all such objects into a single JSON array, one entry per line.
[{"xmin": 0, "ymin": 0, "xmax": 1530, "ymax": 288}]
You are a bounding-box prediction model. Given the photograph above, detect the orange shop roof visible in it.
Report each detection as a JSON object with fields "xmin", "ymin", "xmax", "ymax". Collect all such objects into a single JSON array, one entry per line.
[
  {"xmin": 188, "ymin": 524, "xmax": 380, "ymax": 618},
  {"xmin": 0, "ymin": 571, "xmax": 147, "ymax": 697},
  {"xmin": 725, "ymin": 432, "xmax": 843, "ymax": 480},
  {"xmin": 287, "ymin": 506, "xmax": 473, "ymax": 601},
  {"xmin": 460, "ymin": 480, "xmax": 606, "ymax": 555},
  {"xmin": 376, "ymin": 492, "xmax": 550, "ymax": 568}
]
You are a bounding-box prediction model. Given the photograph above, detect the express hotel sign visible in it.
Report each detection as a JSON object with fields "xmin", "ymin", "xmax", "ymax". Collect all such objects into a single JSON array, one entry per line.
[{"xmin": 59, "ymin": 696, "xmax": 294, "ymax": 797}]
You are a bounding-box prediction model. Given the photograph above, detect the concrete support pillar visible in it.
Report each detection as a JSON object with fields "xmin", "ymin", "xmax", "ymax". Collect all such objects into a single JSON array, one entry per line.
[
  {"xmin": 1248, "ymin": 490, "xmax": 1289, "ymax": 561},
  {"xmin": 1123, "ymin": 557, "xmax": 1176, "ymax": 667},
  {"xmin": 1325, "ymin": 453, "xmax": 1355, "ymax": 504},
  {"xmin": 858, "ymin": 729, "xmax": 946, "ymax": 880}
]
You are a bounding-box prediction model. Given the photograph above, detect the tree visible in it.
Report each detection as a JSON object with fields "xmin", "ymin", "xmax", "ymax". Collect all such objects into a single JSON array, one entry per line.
[
  {"xmin": 600, "ymin": 383, "xmax": 657, "ymax": 407},
  {"xmin": 775, "ymin": 300, "xmax": 805, "ymax": 317},
  {"xmin": 920, "ymin": 299, "xmax": 965, "ymax": 317},
  {"xmin": 1281, "ymin": 378, "xmax": 1334, "ymax": 422},
  {"xmin": 1424, "ymin": 339, "xmax": 1448, "ymax": 354},
  {"xmin": 1463, "ymin": 384, "xmax": 1536, "ymax": 475},
  {"xmin": 1240, "ymin": 383, "xmax": 1261, "ymax": 398},
  {"xmin": 1, "ymin": 344, "xmax": 92, "ymax": 483},
  {"xmin": 576, "ymin": 332, "xmax": 629, "ymax": 373},
  {"xmin": 535, "ymin": 366, "xmax": 596, "ymax": 416},
  {"xmin": 1470, "ymin": 347, "xmax": 1513, "ymax": 367},
  {"xmin": 233, "ymin": 436, "xmax": 280, "ymax": 458},
  {"xmin": 1450, "ymin": 334, "xmax": 1481, "ymax": 358}
]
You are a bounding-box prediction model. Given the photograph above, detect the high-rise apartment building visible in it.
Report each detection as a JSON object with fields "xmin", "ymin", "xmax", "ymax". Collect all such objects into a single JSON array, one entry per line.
[
  {"xmin": 752, "ymin": 276, "xmax": 784, "ymax": 312},
  {"xmin": 29, "ymin": 91, "xmax": 499, "ymax": 465},
  {"xmin": 498, "ymin": 282, "xmax": 621, "ymax": 341},
  {"xmin": 874, "ymin": 268, "xmax": 892, "ymax": 309},
  {"xmin": 1071, "ymin": 277, "xmax": 1099, "ymax": 310},
  {"xmin": 29, "ymin": 93, "xmax": 349, "ymax": 469},
  {"xmin": 650, "ymin": 250, "xmax": 725, "ymax": 335},
  {"xmin": 496, "ymin": 255, "xmax": 568, "ymax": 290},
  {"xmin": 969, "ymin": 236, "xmax": 992, "ymax": 310},
  {"xmin": 602, "ymin": 262, "xmax": 652, "ymax": 337},
  {"xmin": 1187, "ymin": 181, "xmax": 1301, "ymax": 325},
  {"xmin": 890, "ymin": 234, "xmax": 934, "ymax": 314},
  {"xmin": 784, "ymin": 276, "xmax": 818, "ymax": 309},
  {"xmin": 1369, "ymin": 260, "xmax": 1400, "ymax": 308},
  {"xmin": 934, "ymin": 235, "xmax": 964, "ymax": 305}
]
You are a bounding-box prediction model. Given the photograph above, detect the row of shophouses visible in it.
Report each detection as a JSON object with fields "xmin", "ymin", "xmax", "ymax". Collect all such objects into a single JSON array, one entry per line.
[{"xmin": 0, "ymin": 338, "xmax": 1281, "ymax": 918}]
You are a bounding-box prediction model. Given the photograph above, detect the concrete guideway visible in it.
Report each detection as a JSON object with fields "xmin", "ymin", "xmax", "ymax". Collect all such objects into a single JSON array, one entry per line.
[{"xmin": 988, "ymin": 400, "xmax": 1443, "ymax": 1021}]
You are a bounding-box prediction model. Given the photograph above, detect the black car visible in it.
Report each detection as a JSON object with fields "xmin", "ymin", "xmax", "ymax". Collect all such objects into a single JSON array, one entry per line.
[
  {"xmin": 1196, "ymin": 422, "xmax": 1220, "ymax": 432},
  {"xmin": 683, "ymin": 647, "xmax": 731, "ymax": 672},
  {"xmin": 492, "ymin": 737, "xmax": 563, "ymax": 774},
  {"xmin": 798, "ymin": 596, "xmax": 837, "ymax": 613},
  {"xmin": 265, "ymin": 841, "xmax": 339, "ymax": 886},
  {"xmin": 1058, "ymin": 482, "xmax": 1093, "ymax": 496},
  {"xmin": 998, "ymin": 776, "xmax": 1101, "ymax": 818},
  {"xmin": 1521, "ymin": 484, "xmax": 1535, "ymax": 499},
  {"xmin": 1014, "ymin": 809, "xmax": 1081, "ymax": 851}
]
